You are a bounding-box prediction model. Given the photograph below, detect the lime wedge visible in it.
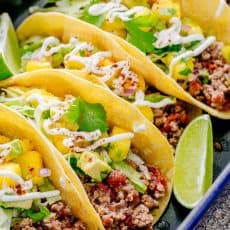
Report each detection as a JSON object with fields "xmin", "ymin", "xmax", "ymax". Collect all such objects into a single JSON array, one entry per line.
[
  {"xmin": 0, "ymin": 13, "xmax": 21, "ymax": 79},
  {"xmin": 173, "ymin": 114, "xmax": 213, "ymax": 209}
]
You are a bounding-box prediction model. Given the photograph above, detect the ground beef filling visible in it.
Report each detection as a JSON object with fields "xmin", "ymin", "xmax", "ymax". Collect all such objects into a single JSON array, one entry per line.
[
  {"xmin": 182, "ymin": 42, "xmax": 230, "ymax": 111},
  {"xmin": 12, "ymin": 201, "xmax": 86, "ymax": 230},
  {"xmin": 152, "ymin": 100, "xmax": 190, "ymax": 148},
  {"xmin": 85, "ymin": 164, "xmax": 167, "ymax": 230}
]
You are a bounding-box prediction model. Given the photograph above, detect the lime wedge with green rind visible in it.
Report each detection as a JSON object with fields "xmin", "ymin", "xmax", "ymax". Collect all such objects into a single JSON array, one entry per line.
[
  {"xmin": 0, "ymin": 13, "xmax": 21, "ymax": 79},
  {"xmin": 174, "ymin": 114, "xmax": 213, "ymax": 209}
]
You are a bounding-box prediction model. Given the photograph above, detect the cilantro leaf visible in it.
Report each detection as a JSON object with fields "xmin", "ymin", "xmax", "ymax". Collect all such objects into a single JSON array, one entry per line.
[
  {"xmin": 78, "ymin": 99, "xmax": 108, "ymax": 132},
  {"xmin": 63, "ymin": 98, "xmax": 81, "ymax": 125},
  {"xmin": 152, "ymin": 43, "xmax": 182, "ymax": 55},
  {"xmin": 24, "ymin": 207, "xmax": 50, "ymax": 222},
  {"xmin": 125, "ymin": 20, "xmax": 156, "ymax": 53},
  {"xmin": 184, "ymin": 40, "xmax": 201, "ymax": 50},
  {"xmin": 179, "ymin": 67, "xmax": 192, "ymax": 76},
  {"xmin": 42, "ymin": 110, "xmax": 51, "ymax": 120}
]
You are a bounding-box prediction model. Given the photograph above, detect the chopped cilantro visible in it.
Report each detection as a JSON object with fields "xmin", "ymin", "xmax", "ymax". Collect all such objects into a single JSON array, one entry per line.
[
  {"xmin": 152, "ymin": 43, "xmax": 182, "ymax": 55},
  {"xmin": 42, "ymin": 110, "xmax": 51, "ymax": 120},
  {"xmin": 198, "ymin": 70, "xmax": 210, "ymax": 84},
  {"xmin": 69, "ymin": 155, "xmax": 85, "ymax": 177},
  {"xmin": 179, "ymin": 67, "xmax": 192, "ymax": 76},
  {"xmin": 185, "ymin": 40, "xmax": 201, "ymax": 50},
  {"xmin": 24, "ymin": 206, "xmax": 50, "ymax": 222}
]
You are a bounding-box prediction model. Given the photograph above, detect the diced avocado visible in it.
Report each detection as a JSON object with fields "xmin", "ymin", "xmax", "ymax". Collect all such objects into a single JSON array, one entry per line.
[
  {"xmin": 77, "ymin": 151, "xmax": 112, "ymax": 182},
  {"xmin": 108, "ymin": 127, "xmax": 131, "ymax": 162},
  {"xmin": 0, "ymin": 200, "xmax": 32, "ymax": 209},
  {"xmin": 4, "ymin": 139, "xmax": 23, "ymax": 162},
  {"xmin": 112, "ymin": 161, "xmax": 147, "ymax": 194},
  {"xmin": 0, "ymin": 163, "xmax": 22, "ymax": 188}
]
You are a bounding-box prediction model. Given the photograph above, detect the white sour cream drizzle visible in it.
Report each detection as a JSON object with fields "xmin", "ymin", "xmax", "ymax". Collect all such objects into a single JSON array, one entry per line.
[
  {"xmin": 0, "ymin": 143, "xmax": 12, "ymax": 162},
  {"xmin": 169, "ymin": 36, "xmax": 216, "ymax": 76},
  {"xmin": 88, "ymin": 1, "xmax": 146, "ymax": 23},
  {"xmin": 64, "ymin": 132, "xmax": 134, "ymax": 153},
  {"xmin": 35, "ymin": 37, "xmax": 78, "ymax": 60},
  {"xmin": 0, "ymin": 170, "xmax": 59, "ymax": 202},
  {"xmin": 154, "ymin": 17, "xmax": 204, "ymax": 49},
  {"xmin": 215, "ymin": 0, "xmax": 226, "ymax": 18},
  {"xmin": 133, "ymin": 91, "xmax": 175, "ymax": 108},
  {"xmin": 0, "ymin": 191, "xmax": 60, "ymax": 202},
  {"xmin": 127, "ymin": 152, "xmax": 151, "ymax": 180},
  {"xmin": 132, "ymin": 123, "xmax": 146, "ymax": 133}
]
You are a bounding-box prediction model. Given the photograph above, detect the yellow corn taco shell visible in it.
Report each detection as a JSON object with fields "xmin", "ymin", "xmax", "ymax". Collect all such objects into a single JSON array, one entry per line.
[
  {"xmin": 180, "ymin": 0, "xmax": 230, "ymax": 44},
  {"xmin": 0, "ymin": 69, "xmax": 174, "ymax": 226},
  {"xmin": 0, "ymin": 104, "xmax": 104, "ymax": 229}
]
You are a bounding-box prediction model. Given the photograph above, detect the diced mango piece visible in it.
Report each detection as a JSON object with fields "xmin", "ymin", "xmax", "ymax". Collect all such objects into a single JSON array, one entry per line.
[
  {"xmin": 0, "ymin": 163, "xmax": 22, "ymax": 188},
  {"xmin": 21, "ymin": 139, "xmax": 34, "ymax": 151},
  {"xmin": 65, "ymin": 59, "xmax": 85, "ymax": 69},
  {"xmin": 182, "ymin": 18, "xmax": 203, "ymax": 35},
  {"xmin": 102, "ymin": 19, "xmax": 127, "ymax": 38},
  {"xmin": 138, "ymin": 106, "xmax": 154, "ymax": 123},
  {"xmin": 162, "ymin": 53, "xmax": 174, "ymax": 66},
  {"xmin": 222, "ymin": 45, "xmax": 230, "ymax": 63},
  {"xmin": 14, "ymin": 151, "xmax": 44, "ymax": 185},
  {"xmin": 122, "ymin": 0, "xmax": 149, "ymax": 8},
  {"xmin": 0, "ymin": 135, "xmax": 10, "ymax": 144},
  {"xmin": 26, "ymin": 60, "xmax": 52, "ymax": 72},
  {"xmin": 108, "ymin": 127, "xmax": 131, "ymax": 162},
  {"xmin": 52, "ymin": 135, "xmax": 70, "ymax": 154},
  {"xmin": 173, "ymin": 58, "xmax": 194, "ymax": 80}
]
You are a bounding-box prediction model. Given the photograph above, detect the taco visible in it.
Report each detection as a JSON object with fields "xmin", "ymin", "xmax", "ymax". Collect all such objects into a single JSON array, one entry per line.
[
  {"xmin": 16, "ymin": 12, "xmax": 200, "ymax": 148},
  {"xmin": 0, "ymin": 104, "xmax": 106, "ymax": 229},
  {"xmin": 180, "ymin": 0, "xmax": 230, "ymax": 44},
  {"xmin": 0, "ymin": 69, "xmax": 174, "ymax": 229},
  {"xmin": 31, "ymin": 1, "xmax": 230, "ymax": 119}
]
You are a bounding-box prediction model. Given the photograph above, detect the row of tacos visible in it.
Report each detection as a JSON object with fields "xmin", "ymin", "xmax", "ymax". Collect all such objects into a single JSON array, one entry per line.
[
  {"xmin": 0, "ymin": 0, "xmax": 229, "ymax": 228},
  {"xmin": 0, "ymin": 70, "xmax": 173, "ymax": 229}
]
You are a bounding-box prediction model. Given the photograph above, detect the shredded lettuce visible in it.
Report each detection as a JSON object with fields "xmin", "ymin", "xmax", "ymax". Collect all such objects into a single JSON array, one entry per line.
[
  {"xmin": 0, "ymin": 208, "xmax": 13, "ymax": 230},
  {"xmin": 145, "ymin": 94, "xmax": 176, "ymax": 103}
]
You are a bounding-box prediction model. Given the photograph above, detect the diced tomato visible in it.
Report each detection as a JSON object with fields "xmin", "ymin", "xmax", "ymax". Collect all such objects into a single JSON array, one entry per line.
[
  {"xmin": 148, "ymin": 167, "xmax": 167, "ymax": 190},
  {"xmin": 212, "ymin": 92, "xmax": 225, "ymax": 104},
  {"xmin": 189, "ymin": 80, "xmax": 202, "ymax": 96},
  {"xmin": 107, "ymin": 170, "xmax": 127, "ymax": 188},
  {"xmin": 97, "ymin": 183, "xmax": 110, "ymax": 193},
  {"xmin": 179, "ymin": 113, "xmax": 190, "ymax": 125}
]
